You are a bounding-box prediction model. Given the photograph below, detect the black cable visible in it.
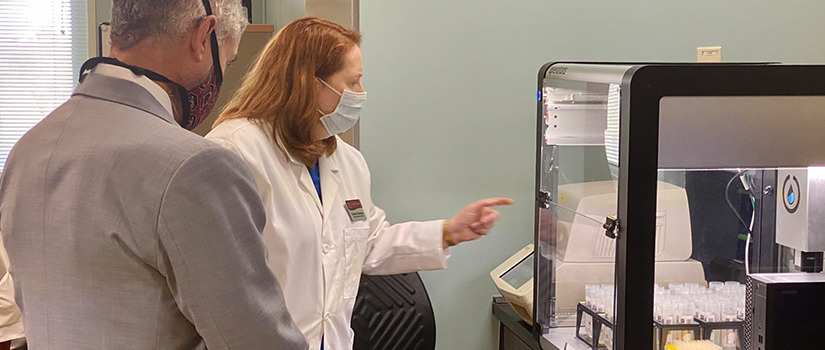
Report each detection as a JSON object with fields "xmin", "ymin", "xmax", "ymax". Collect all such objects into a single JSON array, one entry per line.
[{"xmin": 725, "ymin": 171, "xmax": 752, "ymax": 234}]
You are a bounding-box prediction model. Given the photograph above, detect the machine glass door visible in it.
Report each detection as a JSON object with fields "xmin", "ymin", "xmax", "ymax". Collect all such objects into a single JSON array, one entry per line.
[
  {"xmin": 654, "ymin": 94, "xmax": 825, "ymax": 350},
  {"xmin": 536, "ymin": 64, "xmax": 627, "ymax": 350}
]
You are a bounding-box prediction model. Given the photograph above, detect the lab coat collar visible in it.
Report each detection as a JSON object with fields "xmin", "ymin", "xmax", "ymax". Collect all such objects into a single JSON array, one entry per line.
[
  {"xmin": 319, "ymin": 137, "xmax": 342, "ymax": 173},
  {"xmin": 274, "ymin": 135, "xmax": 343, "ymax": 173},
  {"xmin": 319, "ymin": 152, "xmax": 341, "ymax": 221},
  {"xmin": 272, "ymin": 132, "xmax": 307, "ymax": 166},
  {"xmin": 73, "ymin": 72, "xmax": 176, "ymax": 125},
  {"xmin": 275, "ymin": 135, "xmax": 342, "ymax": 216}
]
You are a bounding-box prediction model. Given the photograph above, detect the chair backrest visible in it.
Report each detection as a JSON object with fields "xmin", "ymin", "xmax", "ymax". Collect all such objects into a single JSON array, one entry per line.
[{"xmin": 351, "ymin": 272, "xmax": 436, "ymax": 350}]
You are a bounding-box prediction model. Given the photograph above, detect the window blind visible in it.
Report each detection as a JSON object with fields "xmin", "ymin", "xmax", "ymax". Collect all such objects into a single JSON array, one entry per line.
[{"xmin": 0, "ymin": 0, "xmax": 87, "ymax": 171}]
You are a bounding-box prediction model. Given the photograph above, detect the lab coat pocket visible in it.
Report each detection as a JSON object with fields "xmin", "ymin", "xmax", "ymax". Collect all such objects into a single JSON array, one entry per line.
[{"xmin": 343, "ymin": 225, "xmax": 370, "ymax": 299}]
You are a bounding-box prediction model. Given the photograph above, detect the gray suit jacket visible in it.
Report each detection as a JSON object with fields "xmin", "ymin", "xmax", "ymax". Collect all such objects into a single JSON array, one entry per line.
[{"xmin": 0, "ymin": 72, "xmax": 308, "ymax": 349}]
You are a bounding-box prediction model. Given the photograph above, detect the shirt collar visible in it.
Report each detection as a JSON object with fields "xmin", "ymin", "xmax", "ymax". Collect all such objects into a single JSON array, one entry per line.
[{"xmin": 88, "ymin": 63, "xmax": 175, "ymax": 118}]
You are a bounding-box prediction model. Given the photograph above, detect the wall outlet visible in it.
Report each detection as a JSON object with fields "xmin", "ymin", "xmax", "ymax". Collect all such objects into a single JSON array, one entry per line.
[{"xmin": 697, "ymin": 46, "xmax": 722, "ymax": 63}]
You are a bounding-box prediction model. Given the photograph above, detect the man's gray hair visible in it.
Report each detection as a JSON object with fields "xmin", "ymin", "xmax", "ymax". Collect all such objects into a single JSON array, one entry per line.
[{"xmin": 111, "ymin": 0, "xmax": 248, "ymax": 51}]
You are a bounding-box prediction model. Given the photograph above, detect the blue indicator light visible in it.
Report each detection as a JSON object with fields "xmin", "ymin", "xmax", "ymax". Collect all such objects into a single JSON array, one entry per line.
[
  {"xmin": 537, "ymin": 91, "xmax": 541, "ymax": 101},
  {"xmin": 788, "ymin": 192, "xmax": 795, "ymax": 204}
]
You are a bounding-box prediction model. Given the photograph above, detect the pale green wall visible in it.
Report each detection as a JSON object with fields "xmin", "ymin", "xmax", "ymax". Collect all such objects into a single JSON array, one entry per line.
[
  {"xmin": 94, "ymin": 0, "xmax": 110, "ymax": 24},
  {"xmin": 250, "ymin": 0, "xmax": 265, "ymax": 24},
  {"xmin": 263, "ymin": 0, "xmax": 304, "ymax": 29},
  {"xmin": 359, "ymin": 1, "xmax": 825, "ymax": 349}
]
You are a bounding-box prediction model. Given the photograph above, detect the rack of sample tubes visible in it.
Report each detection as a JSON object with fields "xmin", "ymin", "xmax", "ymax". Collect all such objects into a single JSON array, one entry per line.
[
  {"xmin": 575, "ymin": 284, "xmax": 615, "ymax": 350},
  {"xmin": 576, "ymin": 282, "xmax": 745, "ymax": 350},
  {"xmin": 666, "ymin": 340, "xmax": 725, "ymax": 350}
]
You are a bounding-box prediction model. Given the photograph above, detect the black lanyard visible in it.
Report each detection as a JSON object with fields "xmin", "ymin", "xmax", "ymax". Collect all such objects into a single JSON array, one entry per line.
[
  {"xmin": 78, "ymin": 57, "xmax": 191, "ymax": 128},
  {"xmin": 79, "ymin": 57, "xmax": 177, "ymax": 85}
]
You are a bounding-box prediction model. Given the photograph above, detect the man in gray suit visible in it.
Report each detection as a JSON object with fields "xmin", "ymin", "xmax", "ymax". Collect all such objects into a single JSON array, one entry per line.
[{"xmin": 0, "ymin": 0, "xmax": 307, "ymax": 348}]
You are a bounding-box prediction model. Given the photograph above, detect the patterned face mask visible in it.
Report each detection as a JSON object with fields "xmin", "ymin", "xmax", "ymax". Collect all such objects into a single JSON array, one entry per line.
[
  {"xmin": 182, "ymin": 58, "xmax": 221, "ymax": 130},
  {"xmin": 181, "ymin": 0, "xmax": 224, "ymax": 130}
]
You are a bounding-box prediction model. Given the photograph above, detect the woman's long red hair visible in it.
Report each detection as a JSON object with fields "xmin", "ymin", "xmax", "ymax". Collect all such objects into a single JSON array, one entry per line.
[{"xmin": 215, "ymin": 17, "xmax": 361, "ymax": 166}]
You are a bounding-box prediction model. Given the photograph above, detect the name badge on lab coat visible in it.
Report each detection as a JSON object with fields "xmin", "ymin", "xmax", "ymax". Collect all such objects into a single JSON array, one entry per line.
[{"xmin": 345, "ymin": 199, "xmax": 367, "ymax": 222}]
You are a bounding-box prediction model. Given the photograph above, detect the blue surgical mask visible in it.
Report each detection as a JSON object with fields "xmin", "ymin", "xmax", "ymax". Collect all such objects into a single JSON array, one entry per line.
[{"xmin": 317, "ymin": 78, "xmax": 367, "ymax": 136}]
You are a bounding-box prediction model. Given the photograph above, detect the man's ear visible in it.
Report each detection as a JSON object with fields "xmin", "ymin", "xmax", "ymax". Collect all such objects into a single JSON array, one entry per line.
[{"xmin": 190, "ymin": 15, "xmax": 217, "ymax": 62}]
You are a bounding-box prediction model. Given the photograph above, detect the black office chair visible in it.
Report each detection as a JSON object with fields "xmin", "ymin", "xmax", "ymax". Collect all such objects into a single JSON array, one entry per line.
[{"xmin": 351, "ymin": 272, "xmax": 436, "ymax": 350}]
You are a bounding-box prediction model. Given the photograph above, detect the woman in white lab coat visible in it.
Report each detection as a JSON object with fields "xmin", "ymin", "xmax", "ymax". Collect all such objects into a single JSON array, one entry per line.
[{"xmin": 205, "ymin": 17, "xmax": 512, "ymax": 349}]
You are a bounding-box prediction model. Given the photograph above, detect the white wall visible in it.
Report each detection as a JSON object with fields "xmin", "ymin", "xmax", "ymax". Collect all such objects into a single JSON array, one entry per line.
[{"xmin": 358, "ymin": 1, "xmax": 825, "ymax": 349}]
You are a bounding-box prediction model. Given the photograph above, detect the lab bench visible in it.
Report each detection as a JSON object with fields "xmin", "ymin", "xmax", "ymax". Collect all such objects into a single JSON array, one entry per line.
[{"xmin": 492, "ymin": 297, "xmax": 589, "ymax": 350}]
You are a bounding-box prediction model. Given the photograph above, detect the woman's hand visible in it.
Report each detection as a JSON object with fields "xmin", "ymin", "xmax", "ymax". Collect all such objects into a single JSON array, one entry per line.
[{"xmin": 443, "ymin": 197, "xmax": 514, "ymax": 248}]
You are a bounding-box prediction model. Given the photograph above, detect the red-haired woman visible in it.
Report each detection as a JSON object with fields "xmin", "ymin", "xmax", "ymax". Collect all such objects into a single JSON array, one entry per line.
[{"xmin": 206, "ymin": 17, "xmax": 512, "ymax": 349}]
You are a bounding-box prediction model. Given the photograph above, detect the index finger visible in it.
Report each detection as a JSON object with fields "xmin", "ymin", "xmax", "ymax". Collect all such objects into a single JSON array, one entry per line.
[{"xmin": 475, "ymin": 197, "xmax": 514, "ymax": 208}]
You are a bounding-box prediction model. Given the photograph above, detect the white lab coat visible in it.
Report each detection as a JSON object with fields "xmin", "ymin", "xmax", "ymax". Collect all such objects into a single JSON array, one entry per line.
[
  {"xmin": 206, "ymin": 119, "xmax": 448, "ymax": 349},
  {"xmin": 0, "ymin": 234, "xmax": 24, "ymax": 343}
]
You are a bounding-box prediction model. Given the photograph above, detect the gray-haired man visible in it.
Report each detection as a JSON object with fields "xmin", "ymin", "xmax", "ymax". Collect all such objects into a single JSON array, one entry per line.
[{"xmin": 0, "ymin": 0, "xmax": 307, "ymax": 348}]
